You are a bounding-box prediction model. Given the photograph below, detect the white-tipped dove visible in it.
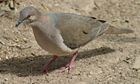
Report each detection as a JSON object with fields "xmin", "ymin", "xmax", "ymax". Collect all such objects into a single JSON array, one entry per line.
[{"xmin": 16, "ymin": 6, "xmax": 133, "ymax": 73}]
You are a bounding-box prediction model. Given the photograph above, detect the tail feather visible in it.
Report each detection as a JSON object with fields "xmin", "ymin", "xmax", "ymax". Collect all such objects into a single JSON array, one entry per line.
[{"xmin": 105, "ymin": 25, "xmax": 134, "ymax": 34}]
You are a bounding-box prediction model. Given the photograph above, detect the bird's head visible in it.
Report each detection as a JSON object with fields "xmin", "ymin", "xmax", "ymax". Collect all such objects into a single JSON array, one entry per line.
[{"xmin": 16, "ymin": 6, "xmax": 41, "ymax": 27}]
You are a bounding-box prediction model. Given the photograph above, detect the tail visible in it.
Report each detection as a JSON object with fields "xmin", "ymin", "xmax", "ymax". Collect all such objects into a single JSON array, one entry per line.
[{"xmin": 105, "ymin": 25, "xmax": 134, "ymax": 34}]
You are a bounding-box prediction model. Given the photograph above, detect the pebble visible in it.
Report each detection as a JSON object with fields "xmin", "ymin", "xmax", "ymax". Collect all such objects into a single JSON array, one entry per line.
[
  {"xmin": 4, "ymin": 78, "xmax": 8, "ymax": 81},
  {"xmin": 5, "ymin": 56, "xmax": 9, "ymax": 59},
  {"xmin": 132, "ymin": 56, "xmax": 140, "ymax": 70},
  {"xmin": 89, "ymin": 71, "xmax": 93, "ymax": 75}
]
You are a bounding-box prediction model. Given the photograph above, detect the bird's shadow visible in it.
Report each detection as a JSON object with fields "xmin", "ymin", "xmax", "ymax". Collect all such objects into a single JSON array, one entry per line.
[{"xmin": 0, "ymin": 47, "xmax": 115, "ymax": 77}]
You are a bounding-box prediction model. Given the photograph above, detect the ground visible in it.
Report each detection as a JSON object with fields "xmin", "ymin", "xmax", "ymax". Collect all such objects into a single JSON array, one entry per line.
[{"xmin": 0, "ymin": 0, "xmax": 140, "ymax": 84}]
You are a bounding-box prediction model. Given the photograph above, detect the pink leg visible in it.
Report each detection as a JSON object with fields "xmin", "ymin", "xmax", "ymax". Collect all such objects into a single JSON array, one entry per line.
[
  {"xmin": 42, "ymin": 55, "xmax": 58, "ymax": 73},
  {"xmin": 61, "ymin": 51, "xmax": 78, "ymax": 73}
]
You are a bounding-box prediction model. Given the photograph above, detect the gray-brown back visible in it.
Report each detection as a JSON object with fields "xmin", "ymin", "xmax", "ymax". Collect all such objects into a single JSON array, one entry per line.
[{"xmin": 48, "ymin": 13, "xmax": 109, "ymax": 49}]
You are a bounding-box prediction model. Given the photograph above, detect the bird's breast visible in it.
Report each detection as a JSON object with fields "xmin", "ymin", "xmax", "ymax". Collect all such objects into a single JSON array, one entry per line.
[{"xmin": 31, "ymin": 26, "xmax": 72, "ymax": 56}]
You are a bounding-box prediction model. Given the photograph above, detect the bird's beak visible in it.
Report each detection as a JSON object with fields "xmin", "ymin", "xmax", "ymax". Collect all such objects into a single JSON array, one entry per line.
[
  {"xmin": 15, "ymin": 16, "xmax": 30, "ymax": 27},
  {"xmin": 15, "ymin": 19, "xmax": 24, "ymax": 27}
]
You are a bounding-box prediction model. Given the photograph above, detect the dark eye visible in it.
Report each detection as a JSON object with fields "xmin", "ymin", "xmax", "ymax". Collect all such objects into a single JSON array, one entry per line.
[{"xmin": 27, "ymin": 15, "xmax": 31, "ymax": 18}]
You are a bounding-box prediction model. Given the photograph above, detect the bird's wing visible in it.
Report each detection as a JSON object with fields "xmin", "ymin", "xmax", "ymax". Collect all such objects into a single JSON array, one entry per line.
[{"xmin": 48, "ymin": 13, "xmax": 110, "ymax": 49}]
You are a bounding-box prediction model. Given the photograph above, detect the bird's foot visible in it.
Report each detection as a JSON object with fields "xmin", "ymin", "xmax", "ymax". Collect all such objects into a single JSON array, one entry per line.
[
  {"xmin": 42, "ymin": 55, "xmax": 58, "ymax": 74},
  {"xmin": 60, "ymin": 62, "xmax": 76, "ymax": 73},
  {"xmin": 59, "ymin": 51, "xmax": 78, "ymax": 73},
  {"xmin": 42, "ymin": 63, "xmax": 49, "ymax": 73}
]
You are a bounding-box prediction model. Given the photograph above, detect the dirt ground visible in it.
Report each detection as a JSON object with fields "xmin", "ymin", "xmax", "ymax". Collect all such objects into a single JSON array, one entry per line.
[{"xmin": 0, "ymin": 0, "xmax": 140, "ymax": 84}]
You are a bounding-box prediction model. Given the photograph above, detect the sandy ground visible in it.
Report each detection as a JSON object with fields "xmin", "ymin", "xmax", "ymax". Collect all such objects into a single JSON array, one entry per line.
[{"xmin": 0, "ymin": 0, "xmax": 140, "ymax": 84}]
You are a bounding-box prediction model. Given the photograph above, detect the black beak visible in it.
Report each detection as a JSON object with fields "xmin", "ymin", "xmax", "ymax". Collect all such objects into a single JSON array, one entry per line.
[
  {"xmin": 15, "ymin": 20, "xmax": 23, "ymax": 27},
  {"xmin": 15, "ymin": 16, "xmax": 30, "ymax": 27}
]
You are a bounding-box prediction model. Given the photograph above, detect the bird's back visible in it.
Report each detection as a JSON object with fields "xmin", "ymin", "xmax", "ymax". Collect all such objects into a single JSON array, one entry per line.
[{"xmin": 48, "ymin": 13, "xmax": 109, "ymax": 49}]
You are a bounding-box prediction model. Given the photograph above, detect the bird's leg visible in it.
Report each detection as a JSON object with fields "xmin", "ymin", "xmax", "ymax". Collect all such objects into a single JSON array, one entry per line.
[
  {"xmin": 61, "ymin": 51, "xmax": 78, "ymax": 73},
  {"xmin": 42, "ymin": 55, "xmax": 58, "ymax": 73}
]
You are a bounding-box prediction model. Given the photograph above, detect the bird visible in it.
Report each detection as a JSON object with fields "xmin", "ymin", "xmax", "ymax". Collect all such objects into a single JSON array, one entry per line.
[{"xmin": 16, "ymin": 6, "xmax": 133, "ymax": 73}]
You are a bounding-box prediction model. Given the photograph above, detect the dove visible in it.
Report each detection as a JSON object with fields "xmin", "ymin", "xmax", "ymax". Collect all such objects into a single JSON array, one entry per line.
[{"xmin": 16, "ymin": 6, "xmax": 133, "ymax": 73}]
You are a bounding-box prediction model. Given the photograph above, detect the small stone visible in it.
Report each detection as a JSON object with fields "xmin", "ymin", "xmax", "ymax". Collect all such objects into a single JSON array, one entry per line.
[
  {"xmin": 9, "ymin": 0, "xmax": 15, "ymax": 10},
  {"xmin": 54, "ymin": 4, "xmax": 59, "ymax": 6},
  {"xmin": 74, "ymin": 70, "xmax": 81, "ymax": 75},
  {"xmin": 125, "ymin": 20, "xmax": 129, "ymax": 23},
  {"xmin": 87, "ymin": 75, "xmax": 92, "ymax": 78},
  {"xmin": 4, "ymin": 78, "xmax": 8, "ymax": 81},
  {"xmin": 132, "ymin": 56, "xmax": 140, "ymax": 70},
  {"xmin": 89, "ymin": 71, "xmax": 93, "ymax": 75},
  {"xmin": 5, "ymin": 56, "xmax": 9, "ymax": 59}
]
